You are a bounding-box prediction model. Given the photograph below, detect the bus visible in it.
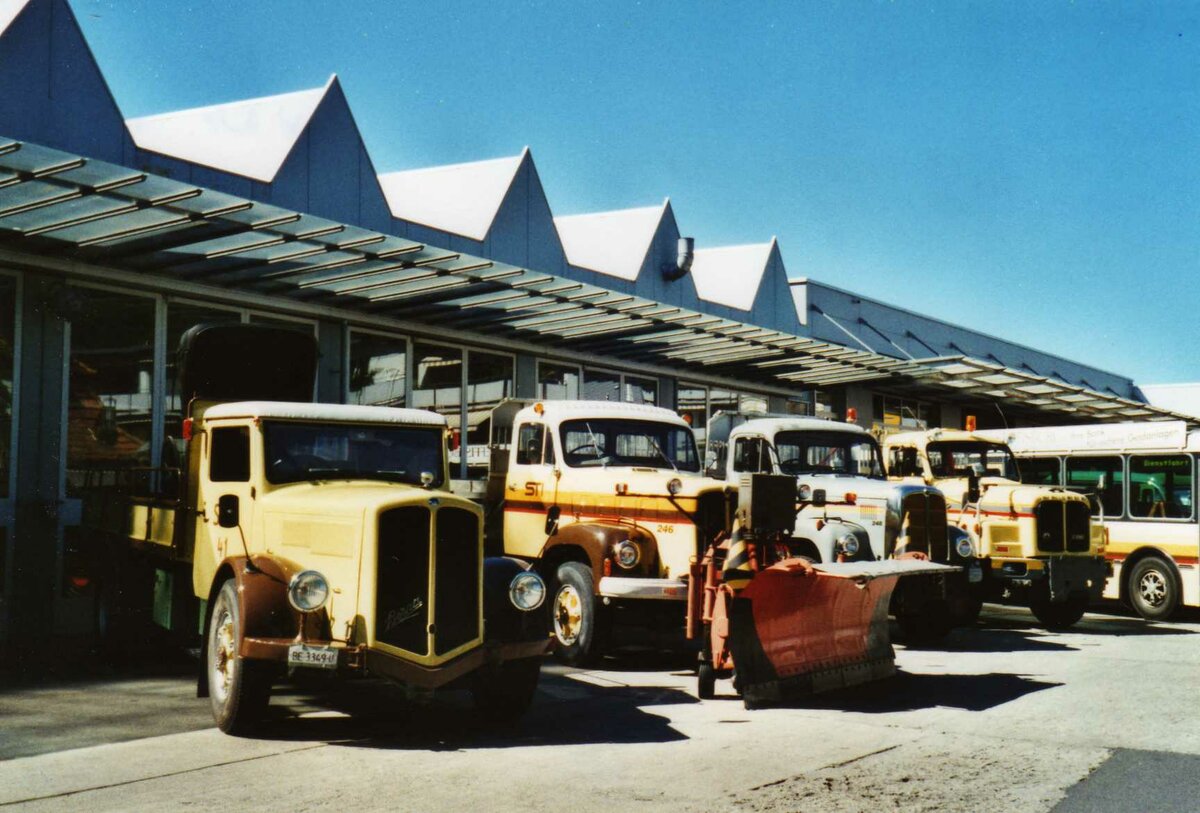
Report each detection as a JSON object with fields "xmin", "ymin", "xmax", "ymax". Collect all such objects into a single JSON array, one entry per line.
[{"xmin": 980, "ymin": 421, "xmax": 1198, "ymax": 620}]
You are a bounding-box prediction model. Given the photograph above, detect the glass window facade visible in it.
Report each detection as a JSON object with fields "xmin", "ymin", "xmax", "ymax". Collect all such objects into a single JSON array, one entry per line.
[
  {"xmin": 538, "ymin": 361, "xmax": 579, "ymax": 400},
  {"xmin": 349, "ymin": 332, "xmax": 408, "ymax": 407},
  {"xmin": 466, "ymin": 350, "xmax": 513, "ymax": 478},
  {"xmin": 0, "ymin": 276, "xmax": 14, "ymax": 498},
  {"xmin": 583, "ymin": 368, "xmax": 620, "ymax": 402},
  {"xmin": 66, "ymin": 288, "xmax": 156, "ymax": 496},
  {"xmin": 624, "ymin": 375, "xmax": 658, "ymax": 406}
]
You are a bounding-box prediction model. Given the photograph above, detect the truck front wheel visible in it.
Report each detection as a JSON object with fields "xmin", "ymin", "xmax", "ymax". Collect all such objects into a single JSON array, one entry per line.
[
  {"xmin": 549, "ymin": 562, "xmax": 598, "ymax": 665},
  {"xmin": 207, "ymin": 579, "xmax": 272, "ymax": 735},
  {"xmin": 471, "ymin": 657, "xmax": 542, "ymax": 724}
]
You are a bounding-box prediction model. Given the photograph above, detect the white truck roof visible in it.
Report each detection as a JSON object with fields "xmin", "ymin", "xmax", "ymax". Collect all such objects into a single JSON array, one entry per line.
[
  {"xmin": 203, "ymin": 401, "xmax": 448, "ymax": 427},
  {"xmin": 731, "ymin": 417, "xmax": 869, "ymax": 437},
  {"xmin": 514, "ymin": 400, "xmax": 689, "ymax": 428}
]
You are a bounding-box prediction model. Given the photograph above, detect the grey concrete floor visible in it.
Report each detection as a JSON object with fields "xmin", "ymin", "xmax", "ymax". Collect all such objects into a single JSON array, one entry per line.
[{"xmin": 1, "ymin": 604, "xmax": 1198, "ymax": 812}]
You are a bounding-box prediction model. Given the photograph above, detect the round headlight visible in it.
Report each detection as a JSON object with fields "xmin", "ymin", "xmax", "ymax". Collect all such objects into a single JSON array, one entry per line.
[
  {"xmin": 836, "ymin": 532, "xmax": 860, "ymax": 557},
  {"xmin": 956, "ymin": 536, "xmax": 974, "ymax": 558},
  {"xmin": 797, "ymin": 484, "xmax": 812, "ymax": 501},
  {"xmin": 509, "ymin": 571, "xmax": 546, "ymax": 611},
  {"xmin": 667, "ymin": 478, "xmax": 683, "ymax": 496},
  {"xmin": 287, "ymin": 570, "xmax": 329, "ymax": 613},
  {"xmin": 614, "ymin": 540, "xmax": 641, "ymax": 569}
]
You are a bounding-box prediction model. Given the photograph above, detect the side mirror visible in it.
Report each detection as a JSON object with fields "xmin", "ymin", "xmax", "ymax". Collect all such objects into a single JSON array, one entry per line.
[
  {"xmin": 966, "ymin": 470, "xmax": 981, "ymax": 505},
  {"xmin": 811, "ymin": 488, "xmax": 827, "ymax": 508},
  {"xmin": 544, "ymin": 504, "xmax": 561, "ymax": 536},
  {"xmin": 1096, "ymin": 473, "xmax": 1108, "ymax": 493},
  {"xmin": 217, "ymin": 494, "xmax": 240, "ymax": 529}
]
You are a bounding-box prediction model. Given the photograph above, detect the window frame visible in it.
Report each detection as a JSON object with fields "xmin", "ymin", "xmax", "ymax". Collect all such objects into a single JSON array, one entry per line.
[{"xmin": 1127, "ymin": 453, "xmax": 1196, "ymax": 523}]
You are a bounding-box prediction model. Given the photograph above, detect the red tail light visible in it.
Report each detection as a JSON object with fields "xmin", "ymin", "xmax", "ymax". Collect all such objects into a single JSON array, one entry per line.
[{"xmin": 182, "ymin": 417, "xmax": 193, "ymax": 441}]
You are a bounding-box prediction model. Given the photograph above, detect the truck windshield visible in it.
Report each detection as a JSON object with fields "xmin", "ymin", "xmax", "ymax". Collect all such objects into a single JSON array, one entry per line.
[
  {"xmin": 774, "ymin": 430, "xmax": 884, "ymax": 479},
  {"xmin": 263, "ymin": 421, "xmax": 444, "ymax": 486},
  {"xmin": 926, "ymin": 441, "xmax": 1019, "ymax": 480},
  {"xmin": 559, "ymin": 419, "xmax": 700, "ymax": 472}
]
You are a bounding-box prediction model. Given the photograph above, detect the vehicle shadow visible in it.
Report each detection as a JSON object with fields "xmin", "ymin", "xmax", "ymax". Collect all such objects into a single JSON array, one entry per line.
[
  {"xmin": 897, "ymin": 625, "xmax": 1079, "ymax": 653},
  {"xmin": 977, "ymin": 613, "xmax": 1197, "ymax": 637},
  {"xmin": 758, "ymin": 670, "xmax": 1061, "ymax": 714},
  {"xmin": 251, "ymin": 669, "xmax": 694, "ymax": 750}
]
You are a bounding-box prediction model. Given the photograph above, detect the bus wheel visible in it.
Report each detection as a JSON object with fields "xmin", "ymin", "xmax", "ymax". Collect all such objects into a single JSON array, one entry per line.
[
  {"xmin": 207, "ymin": 579, "xmax": 272, "ymax": 735},
  {"xmin": 549, "ymin": 562, "xmax": 598, "ymax": 666},
  {"xmin": 1031, "ymin": 594, "xmax": 1088, "ymax": 630},
  {"xmin": 1128, "ymin": 557, "xmax": 1179, "ymax": 621}
]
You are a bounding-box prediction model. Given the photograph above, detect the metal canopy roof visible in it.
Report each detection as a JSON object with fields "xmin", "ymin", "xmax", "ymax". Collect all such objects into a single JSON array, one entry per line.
[
  {"xmin": 906, "ymin": 356, "xmax": 1194, "ymax": 424},
  {"xmin": 0, "ymin": 135, "xmax": 920, "ymax": 390},
  {"xmin": 0, "ymin": 135, "xmax": 1186, "ymax": 425}
]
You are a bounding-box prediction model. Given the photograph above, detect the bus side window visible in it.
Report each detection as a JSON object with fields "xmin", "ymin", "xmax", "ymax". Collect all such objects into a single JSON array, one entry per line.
[
  {"xmin": 1066, "ymin": 455, "xmax": 1123, "ymax": 517},
  {"xmin": 1019, "ymin": 456, "xmax": 1062, "ymax": 485},
  {"xmin": 1129, "ymin": 455, "xmax": 1193, "ymax": 520}
]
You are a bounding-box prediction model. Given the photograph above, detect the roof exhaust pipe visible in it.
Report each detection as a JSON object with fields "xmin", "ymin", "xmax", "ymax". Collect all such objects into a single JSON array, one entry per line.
[{"xmin": 662, "ymin": 236, "xmax": 693, "ymax": 282}]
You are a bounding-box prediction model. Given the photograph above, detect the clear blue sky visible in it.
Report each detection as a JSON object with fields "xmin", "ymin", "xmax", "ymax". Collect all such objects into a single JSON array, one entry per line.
[{"xmin": 73, "ymin": 1, "xmax": 1199, "ymax": 385}]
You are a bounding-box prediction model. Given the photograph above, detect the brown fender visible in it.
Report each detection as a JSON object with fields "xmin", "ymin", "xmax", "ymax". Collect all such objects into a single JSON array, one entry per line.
[
  {"xmin": 206, "ymin": 555, "xmax": 331, "ymax": 651},
  {"xmin": 540, "ymin": 522, "xmax": 659, "ymax": 591}
]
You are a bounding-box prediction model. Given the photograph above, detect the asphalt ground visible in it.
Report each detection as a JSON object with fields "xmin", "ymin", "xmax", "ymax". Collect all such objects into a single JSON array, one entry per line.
[{"xmin": 1, "ymin": 602, "xmax": 1198, "ymax": 812}]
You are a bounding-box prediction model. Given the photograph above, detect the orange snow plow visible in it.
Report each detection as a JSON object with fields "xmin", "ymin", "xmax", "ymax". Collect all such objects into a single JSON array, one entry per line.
[{"xmin": 687, "ymin": 474, "xmax": 956, "ymax": 708}]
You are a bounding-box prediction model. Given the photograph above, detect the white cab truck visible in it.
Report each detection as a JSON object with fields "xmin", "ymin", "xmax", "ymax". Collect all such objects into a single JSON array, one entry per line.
[
  {"xmin": 485, "ymin": 400, "xmax": 727, "ymax": 664},
  {"xmin": 706, "ymin": 413, "xmax": 986, "ymax": 637}
]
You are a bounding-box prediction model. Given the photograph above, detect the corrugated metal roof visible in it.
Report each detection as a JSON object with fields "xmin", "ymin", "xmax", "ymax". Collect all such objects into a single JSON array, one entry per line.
[
  {"xmin": 378, "ymin": 150, "xmax": 526, "ymax": 240},
  {"xmin": 554, "ymin": 201, "xmax": 666, "ymax": 281},
  {"xmin": 690, "ymin": 240, "xmax": 775, "ymax": 311},
  {"xmin": 126, "ymin": 78, "xmax": 333, "ymax": 183}
]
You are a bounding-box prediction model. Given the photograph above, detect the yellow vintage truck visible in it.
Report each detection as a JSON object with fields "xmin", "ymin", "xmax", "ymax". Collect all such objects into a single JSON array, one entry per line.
[
  {"xmin": 84, "ymin": 324, "xmax": 549, "ymax": 734},
  {"xmin": 485, "ymin": 400, "xmax": 726, "ymax": 664},
  {"xmin": 882, "ymin": 428, "xmax": 1107, "ymax": 628}
]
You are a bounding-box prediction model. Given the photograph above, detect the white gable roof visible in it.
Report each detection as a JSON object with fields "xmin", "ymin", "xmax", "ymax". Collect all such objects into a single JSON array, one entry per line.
[
  {"xmin": 126, "ymin": 78, "xmax": 332, "ymax": 183},
  {"xmin": 0, "ymin": 0, "xmax": 31, "ymax": 37},
  {"xmin": 378, "ymin": 150, "xmax": 526, "ymax": 241},
  {"xmin": 554, "ymin": 201, "xmax": 667, "ymax": 281},
  {"xmin": 689, "ymin": 240, "xmax": 775, "ymax": 311}
]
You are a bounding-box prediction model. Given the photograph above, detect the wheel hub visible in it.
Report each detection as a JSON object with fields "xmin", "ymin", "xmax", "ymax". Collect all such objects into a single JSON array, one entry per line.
[
  {"xmin": 211, "ymin": 610, "xmax": 236, "ymax": 701},
  {"xmin": 553, "ymin": 585, "xmax": 583, "ymax": 646},
  {"xmin": 1139, "ymin": 570, "xmax": 1166, "ymax": 607}
]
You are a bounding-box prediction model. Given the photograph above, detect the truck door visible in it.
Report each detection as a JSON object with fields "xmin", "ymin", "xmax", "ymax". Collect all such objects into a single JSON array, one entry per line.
[
  {"xmin": 731, "ymin": 436, "xmax": 773, "ymax": 479},
  {"xmin": 503, "ymin": 421, "xmax": 555, "ymax": 559},
  {"xmin": 199, "ymin": 424, "xmax": 258, "ymax": 570}
]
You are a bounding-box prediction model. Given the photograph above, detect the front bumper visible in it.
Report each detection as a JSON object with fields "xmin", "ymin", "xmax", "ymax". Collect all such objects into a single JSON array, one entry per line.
[
  {"xmin": 240, "ymin": 636, "xmax": 550, "ymax": 690},
  {"xmin": 598, "ymin": 576, "xmax": 689, "ymax": 601},
  {"xmin": 989, "ymin": 555, "xmax": 1107, "ymax": 602}
]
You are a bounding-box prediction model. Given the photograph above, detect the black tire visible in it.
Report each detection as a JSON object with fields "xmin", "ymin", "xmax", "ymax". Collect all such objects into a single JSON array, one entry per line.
[
  {"xmin": 471, "ymin": 656, "xmax": 542, "ymax": 725},
  {"xmin": 206, "ymin": 579, "xmax": 272, "ymax": 735},
  {"xmin": 1128, "ymin": 557, "xmax": 1180, "ymax": 621},
  {"xmin": 896, "ymin": 601, "xmax": 953, "ymax": 644},
  {"xmin": 1030, "ymin": 593, "xmax": 1088, "ymax": 630},
  {"xmin": 548, "ymin": 562, "xmax": 598, "ymax": 665},
  {"xmin": 951, "ymin": 596, "xmax": 984, "ymax": 628},
  {"xmin": 697, "ymin": 662, "xmax": 716, "ymax": 700}
]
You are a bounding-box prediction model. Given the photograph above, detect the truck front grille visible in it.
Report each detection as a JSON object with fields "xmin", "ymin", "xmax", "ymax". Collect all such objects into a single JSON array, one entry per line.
[
  {"xmin": 902, "ymin": 492, "xmax": 948, "ymax": 561},
  {"xmin": 433, "ymin": 507, "xmax": 480, "ymax": 655},
  {"xmin": 375, "ymin": 505, "xmax": 482, "ymax": 657},
  {"xmin": 1037, "ymin": 500, "xmax": 1090, "ymax": 554},
  {"xmin": 1066, "ymin": 502, "xmax": 1090, "ymax": 552},
  {"xmin": 376, "ymin": 507, "xmax": 431, "ymax": 655}
]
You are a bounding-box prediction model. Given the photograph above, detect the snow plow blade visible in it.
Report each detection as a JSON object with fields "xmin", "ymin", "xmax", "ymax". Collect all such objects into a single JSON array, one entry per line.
[{"xmin": 727, "ymin": 558, "xmax": 957, "ymax": 708}]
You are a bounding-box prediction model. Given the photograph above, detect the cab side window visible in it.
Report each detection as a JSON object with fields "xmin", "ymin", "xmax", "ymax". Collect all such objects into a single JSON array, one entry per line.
[
  {"xmin": 210, "ymin": 426, "xmax": 250, "ymax": 482},
  {"xmin": 516, "ymin": 423, "xmax": 547, "ymax": 465},
  {"xmin": 733, "ymin": 437, "xmax": 770, "ymax": 473},
  {"xmin": 888, "ymin": 447, "xmax": 920, "ymax": 477}
]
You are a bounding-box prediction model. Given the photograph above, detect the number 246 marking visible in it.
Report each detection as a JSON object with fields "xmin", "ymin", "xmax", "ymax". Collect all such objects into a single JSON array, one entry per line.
[{"xmin": 656, "ymin": 524, "xmax": 675, "ymax": 534}]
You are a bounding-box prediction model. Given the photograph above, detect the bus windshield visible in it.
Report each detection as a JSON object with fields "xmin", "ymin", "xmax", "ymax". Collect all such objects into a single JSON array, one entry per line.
[
  {"xmin": 559, "ymin": 419, "xmax": 700, "ymax": 472},
  {"xmin": 774, "ymin": 431, "xmax": 885, "ymax": 479},
  {"xmin": 263, "ymin": 421, "xmax": 445, "ymax": 486},
  {"xmin": 927, "ymin": 441, "xmax": 1019, "ymax": 480}
]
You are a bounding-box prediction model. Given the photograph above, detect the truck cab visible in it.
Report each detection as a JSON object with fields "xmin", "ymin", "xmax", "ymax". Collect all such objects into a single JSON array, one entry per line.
[
  {"xmin": 882, "ymin": 428, "xmax": 1107, "ymax": 628},
  {"xmin": 707, "ymin": 413, "xmax": 985, "ymax": 635},
  {"xmin": 488, "ymin": 400, "xmax": 726, "ymax": 664},
  {"xmin": 86, "ymin": 324, "xmax": 549, "ymax": 733}
]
